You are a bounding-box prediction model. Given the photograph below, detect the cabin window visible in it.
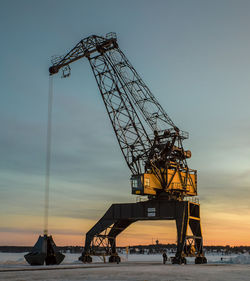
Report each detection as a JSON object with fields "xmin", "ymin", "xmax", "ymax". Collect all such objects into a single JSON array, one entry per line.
[{"xmin": 132, "ymin": 179, "xmax": 138, "ymax": 188}]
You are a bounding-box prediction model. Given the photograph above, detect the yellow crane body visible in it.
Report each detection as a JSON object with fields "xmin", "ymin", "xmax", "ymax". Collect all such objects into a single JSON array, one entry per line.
[{"xmin": 131, "ymin": 168, "xmax": 197, "ymax": 196}]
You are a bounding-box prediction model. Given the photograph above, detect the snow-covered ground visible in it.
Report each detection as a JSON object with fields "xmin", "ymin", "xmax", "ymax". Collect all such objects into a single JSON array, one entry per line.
[
  {"xmin": 0, "ymin": 252, "xmax": 250, "ymax": 281},
  {"xmin": 0, "ymin": 252, "xmax": 249, "ymax": 266}
]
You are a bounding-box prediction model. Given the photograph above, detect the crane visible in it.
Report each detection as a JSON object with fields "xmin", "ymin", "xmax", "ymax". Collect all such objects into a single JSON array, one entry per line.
[{"xmin": 49, "ymin": 33, "xmax": 207, "ymax": 264}]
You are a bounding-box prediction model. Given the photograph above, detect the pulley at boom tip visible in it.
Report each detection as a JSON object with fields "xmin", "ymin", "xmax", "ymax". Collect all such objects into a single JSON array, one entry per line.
[{"xmin": 49, "ymin": 66, "xmax": 59, "ymax": 75}]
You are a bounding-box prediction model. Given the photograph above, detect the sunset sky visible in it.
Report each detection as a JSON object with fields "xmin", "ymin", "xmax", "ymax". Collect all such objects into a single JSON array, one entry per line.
[{"xmin": 1, "ymin": 0, "xmax": 250, "ymax": 247}]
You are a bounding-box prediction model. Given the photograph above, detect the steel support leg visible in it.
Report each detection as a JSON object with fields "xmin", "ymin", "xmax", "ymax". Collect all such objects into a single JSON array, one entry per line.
[{"xmin": 172, "ymin": 202, "xmax": 189, "ymax": 264}]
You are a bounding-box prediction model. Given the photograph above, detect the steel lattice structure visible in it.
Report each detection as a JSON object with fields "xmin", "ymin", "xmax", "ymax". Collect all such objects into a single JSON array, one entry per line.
[
  {"xmin": 49, "ymin": 33, "xmax": 206, "ymax": 264},
  {"xmin": 49, "ymin": 33, "xmax": 193, "ymax": 194}
]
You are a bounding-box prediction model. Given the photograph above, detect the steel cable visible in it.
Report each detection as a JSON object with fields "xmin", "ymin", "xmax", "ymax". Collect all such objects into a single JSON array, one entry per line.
[{"xmin": 44, "ymin": 76, "xmax": 53, "ymax": 235}]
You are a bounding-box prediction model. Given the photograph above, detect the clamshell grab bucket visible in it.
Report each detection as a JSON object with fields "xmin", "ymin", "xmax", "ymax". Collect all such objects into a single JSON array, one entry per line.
[{"xmin": 24, "ymin": 235, "xmax": 65, "ymax": 265}]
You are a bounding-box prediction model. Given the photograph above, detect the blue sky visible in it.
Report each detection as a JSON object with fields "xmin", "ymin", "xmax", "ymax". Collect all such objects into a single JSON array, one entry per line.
[{"xmin": 0, "ymin": 0, "xmax": 250, "ymax": 245}]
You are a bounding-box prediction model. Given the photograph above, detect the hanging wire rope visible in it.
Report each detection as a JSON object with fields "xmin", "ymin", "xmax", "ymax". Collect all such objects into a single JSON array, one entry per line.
[
  {"xmin": 24, "ymin": 75, "xmax": 65, "ymax": 266},
  {"xmin": 44, "ymin": 76, "xmax": 54, "ymax": 236}
]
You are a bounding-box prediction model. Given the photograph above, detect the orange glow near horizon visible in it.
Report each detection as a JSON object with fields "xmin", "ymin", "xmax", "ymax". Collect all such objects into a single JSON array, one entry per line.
[{"xmin": 1, "ymin": 210, "xmax": 250, "ymax": 247}]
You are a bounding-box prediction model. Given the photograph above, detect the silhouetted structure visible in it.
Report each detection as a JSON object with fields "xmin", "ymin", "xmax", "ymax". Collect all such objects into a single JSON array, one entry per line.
[{"xmin": 49, "ymin": 32, "xmax": 206, "ymax": 264}]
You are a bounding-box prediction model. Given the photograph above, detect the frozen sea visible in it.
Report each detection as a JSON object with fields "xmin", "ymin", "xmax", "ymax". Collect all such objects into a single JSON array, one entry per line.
[{"xmin": 0, "ymin": 252, "xmax": 250, "ymax": 281}]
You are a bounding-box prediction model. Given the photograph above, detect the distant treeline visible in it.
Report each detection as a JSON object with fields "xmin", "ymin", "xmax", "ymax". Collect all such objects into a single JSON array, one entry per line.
[
  {"xmin": 0, "ymin": 246, "xmax": 83, "ymax": 253},
  {"xmin": 121, "ymin": 244, "xmax": 250, "ymax": 254},
  {"xmin": 1, "ymin": 244, "xmax": 250, "ymax": 254}
]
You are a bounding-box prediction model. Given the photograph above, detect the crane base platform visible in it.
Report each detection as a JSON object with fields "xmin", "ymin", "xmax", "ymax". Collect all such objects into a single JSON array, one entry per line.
[
  {"xmin": 24, "ymin": 235, "xmax": 65, "ymax": 266},
  {"xmin": 79, "ymin": 198, "xmax": 206, "ymax": 264}
]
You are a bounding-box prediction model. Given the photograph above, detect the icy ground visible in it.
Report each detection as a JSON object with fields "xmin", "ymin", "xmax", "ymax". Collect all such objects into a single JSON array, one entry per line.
[{"xmin": 0, "ymin": 252, "xmax": 250, "ymax": 281}]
